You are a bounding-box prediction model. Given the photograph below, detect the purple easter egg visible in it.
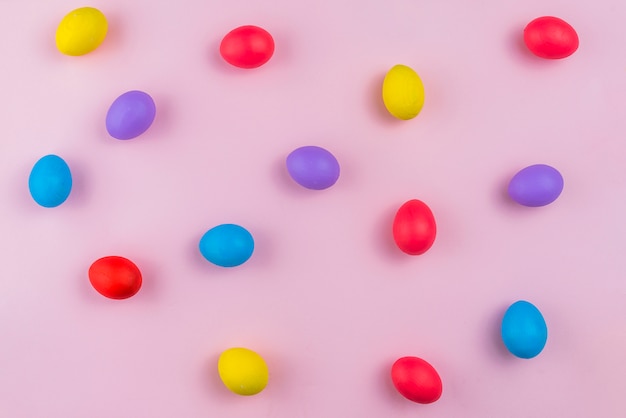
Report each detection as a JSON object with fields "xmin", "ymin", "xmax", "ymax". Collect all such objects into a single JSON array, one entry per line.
[
  {"xmin": 106, "ymin": 90, "xmax": 156, "ymax": 140},
  {"xmin": 286, "ymin": 146, "xmax": 340, "ymax": 190},
  {"xmin": 508, "ymin": 164, "xmax": 564, "ymax": 207}
]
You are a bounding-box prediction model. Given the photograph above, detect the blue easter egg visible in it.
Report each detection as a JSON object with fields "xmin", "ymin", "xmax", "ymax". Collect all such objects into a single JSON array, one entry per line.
[
  {"xmin": 501, "ymin": 300, "xmax": 548, "ymax": 359},
  {"xmin": 28, "ymin": 154, "xmax": 73, "ymax": 207},
  {"xmin": 199, "ymin": 224, "xmax": 254, "ymax": 267}
]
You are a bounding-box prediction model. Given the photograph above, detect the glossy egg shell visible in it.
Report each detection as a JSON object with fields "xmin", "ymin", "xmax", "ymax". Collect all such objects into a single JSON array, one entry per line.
[
  {"xmin": 220, "ymin": 25, "xmax": 275, "ymax": 69},
  {"xmin": 218, "ymin": 347, "xmax": 269, "ymax": 396},
  {"xmin": 382, "ymin": 64, "xmax": 425, "ymax": 120},
  {"xmin": 286, "ymin": 146, "xmax": 340, "ymax": 190},
  {"xmin": 391, "ymin": 356, "xmax": 442, "ymax": 404},
  {"xmin": 199, "ymin": 224, "xmax": 255, "ymax": 267},
  {"xmin": 508, "ymin": 164, "xmax": 564, "ymax": 207},
  {"xmin": 106, "ymin": 90, "xmax": 156, "ymax": 140},
  {"xmin": 28, "ymin": 154, "xmax": 73, "ymax": 208},
  {"xmin": 55, "ymin": 7, "xmax": 108, "ymax": 56},
  {"xmin": 501, "ymin": 300, "xmax": 548, "ymax": 359},
  {"xmin": 392, "ymin": 199, "xmax": 437, "ymax": 255},
  {"xmin": 523, "ymin": 16, "xmax": 579, "ymax": 59},
  {"xmin": 88, "ymin": 256, "xmax": 142, "ymax": 299}
]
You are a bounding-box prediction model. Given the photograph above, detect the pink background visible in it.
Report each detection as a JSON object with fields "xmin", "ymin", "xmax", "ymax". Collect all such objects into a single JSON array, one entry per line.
[{"xmin": 1, "ymin": 1, "xmax": 625, "ymax": 417}]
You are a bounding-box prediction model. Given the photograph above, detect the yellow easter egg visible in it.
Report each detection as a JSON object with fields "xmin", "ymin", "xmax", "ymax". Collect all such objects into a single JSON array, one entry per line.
[
  {"xmin": 382, "ymin": 64, "xmax": 425, "ymax": 120},
  {"xmin": 218, "ymin": 347, "xmax": 269, "ymax": 396},
  {"xmin": 55, "ymin": 7, "xmax": 108, "ymax": 56}
]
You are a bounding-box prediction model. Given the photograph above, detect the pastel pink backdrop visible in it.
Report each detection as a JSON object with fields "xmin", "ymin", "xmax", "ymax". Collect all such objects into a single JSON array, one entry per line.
[{"xmin": 1, "ymin": 1, "xmax": 624, "ymax": 417}]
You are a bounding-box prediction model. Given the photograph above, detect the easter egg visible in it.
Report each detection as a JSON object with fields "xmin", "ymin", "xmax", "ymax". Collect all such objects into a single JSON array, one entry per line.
[
  {"xmin": 88, "ymin": 256, "xmax": 142, "ymax": 299},
  {"xmin": 220, "ymin": 25, "xmax": 275, "ymax": 69},
  {"xmin": 524, "ymin": 16, "xmax": 579, "ymax": 59},
  {"xmin": 382, "ymin": 64, "xmax": 425, "ymax": 120},
  {"xmin": 218, "ymin": 347, "xmax": 269, "ymax": 395},
  {"xmin": 392, "ymin": 199, "xmax": 436, "ymax": 255},
  {"xmin": 508, "ymin": 164, "xmax": 564, "ymax": 207},
  {"xmin": 199, "ymin": 224, "xmax": 254, "ymax": 267},
  {"xmin": 28, "ymin": 155, "xmax": 72, "ymax": 208},
  {"xmin": 286, "ymin": 146, "xmax": 340, "ymax": 190},
  {"xmin": 391, "ymin": 356, "xmax": 442, "ymax": 404},
  {"xmin": 501, "ymin": 300, "xmax": 548, "ymax": 359},
  {"xmin": 106, "ymin": 91, "xmax": 156, "ymax": 140},
  {"xmin": 55, "ymin": 7, "xmax": 108, "ymax": 56}
]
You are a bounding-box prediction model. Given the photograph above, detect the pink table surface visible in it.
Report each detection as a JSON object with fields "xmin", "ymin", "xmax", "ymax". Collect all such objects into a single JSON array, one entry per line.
[{"xmin": 1, "ymin": 1, "xmax": 625, "ymax": 417}]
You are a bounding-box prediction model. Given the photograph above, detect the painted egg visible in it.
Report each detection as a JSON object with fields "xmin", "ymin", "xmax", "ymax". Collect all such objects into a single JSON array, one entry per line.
[
  {"xmin": 88, "ymin": 256, "xmax": 142, "ymax": 299},
  {"xmin": 524, "ymin": 16, "xmax": 579, "ymax": 59},
  {"xmin": 382, "ymin": 64, "xmax": 425, "ymax": 120},
  {"xmin": 220, "ymin": 25, "xmax": 275, "ymax": 69},
  {"xmin": 56, "ymin": 7, "xmax": 108, "ymax": 56},
  {"xmin": 391, "ymin": 356, "xmax": 442, "ymax": 404},
  {"xmin": 199, "ymin": 224, "xmax": 254, "ymax": 267},
  {"xmin": 501, "ymin": 300, "xmax": 548, "ymax": 359},
  {"xmin": 392, "ymin": 199, "xmax": 436, "ymax": 255},
  {"xmin": 106, "ymin": 91, "xmax": 156, "ymax": 140},
  {"xmin": 286, "ymin": 146, "xmax": 340, "ymax": 190},
  {"xmin": 28, "ymin": 155, "xmax": 72, "ymax": 208},
  {"xmin": 218, "ymin": 347, "xmax": 269, "ymax": 396},
  {"xmin": 508, "ymin": 164, "xmax": 563, "ymax": 207}
]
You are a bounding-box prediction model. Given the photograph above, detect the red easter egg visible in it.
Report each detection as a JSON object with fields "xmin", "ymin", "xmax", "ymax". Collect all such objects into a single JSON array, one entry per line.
[
  {"xmin": 219, "ymin": 25, "xmax": 275, "ymax": 69},
  {"xmin": 88, "ymin": 256, "xmax": 142, "ymax": 299},
  {"xmin": 523, "ymin": 16, "xmax": 579, "ymax": 59},
  {"xmin": 391, "ymin": 356, "xmax": 442, "ymax": 404},
  {"xmin": 392, "ymin": 199, "xmax": 437, "ymax": 255}
]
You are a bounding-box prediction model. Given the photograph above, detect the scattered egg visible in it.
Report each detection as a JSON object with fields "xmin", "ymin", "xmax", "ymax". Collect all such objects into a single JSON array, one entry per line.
[
  {"xmin": 524, "ymin": 16, "xmax": 579, "ymax": 59},
  {"xmin": 55, "ymin": 7, "xmax": 108, "ymax": 56},
  {"xmin": 218, "ymin": 347, "xmax": 269, "ymax": 395},
  {"xmin": 286, "ymin": 146, "xmax": 340, "ymax": 190},
  {"xmin": 382, "ymin": 64, "xmax": 425, "ymax": 120},
  {"xmin": 501, "ymin": 300, "xmax": 548, "ymax": 359},
  {"xmin": 391, "ymin": 356, "xmax": 442, "ymax": 404},
  {"xmin": 88, "ymin": 256, "xmax": 142, "ymax": 299},
  {"xmin": 28, "ymin": 155, "xmax": 72, "ymax": 208},
  {"xmin": 106, "ymin": 91, "xmax": 156, "ymax": 140},
  {"xmin": 220, "ymin": 25, "xmax": 275, "ymax": 69},
  {"xmin": 392, "ymin": 199, "xmax": 437, "ymax": 255},
  {"xmin": 508, "ymin": 164, "xmax": 564, "ymax": 207},
  {"xmin": 199, "ymin": 224, "xmax": 254, "ymax": 267}
]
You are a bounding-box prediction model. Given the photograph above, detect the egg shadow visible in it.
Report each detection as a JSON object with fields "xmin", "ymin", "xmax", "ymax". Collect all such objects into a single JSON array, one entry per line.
[
  {"xmin": 377, "ymin": 360, "xmax": 400, "ymax": 402},
  {"xmin": 99, "ymin": 10, "xmax": 126, "ymax": 57},
  {"xmin": 65, "ymin": 157, "xmax": 91, "ymax": 208},
  {"xmin": 205, "ymin": 38, "xmax": 231, "ymax": 74},
  {"xmin": 506, "ymin": 27, "xmax": 562, "ymax": 69},
  {"xmin": 366, "ymin": 72, "xmax": 400, "ymax": 126},
  {"xmin": 270, "ymin": 155, "xmax": 323, "ymax": 198},
  {"xmin": 485, "ymin": 304, "xmax": 512, "ymax": 361},
  {"xmin": 202, "ymin": 351, "xmax": 232, "ymax": 400},
  {"xmin": 372, "ymin": 203, "xmax": 409, "ymax": 263}
]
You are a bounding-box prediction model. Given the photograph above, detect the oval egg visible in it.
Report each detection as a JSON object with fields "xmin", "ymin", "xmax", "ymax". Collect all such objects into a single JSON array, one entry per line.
[
  {"xmin": 382, "ymin": 64, "xmax": 425, "ymax": 120},
  {"xmin": 508, "ymin": 164, "xmax": 563, "ymax": 207},
  {"xmin": 392, "ymin": 199, "xmax": 437, "ymax": 255},
  {"xmin": 501, "ymin": 300, "xmax": 548, "ymax": 359},
  {"xmin": 106, "ymin": 90, "xmax": 156, "ymax": 140},
  {"xmin": 28, "ymin": 154, "xmax": 73, "ymax": 208},
  {"xmin": 218, "ymin": 347, "xmax": 269, "ymax": 396},
  {"xmin": 88, "ymin": 256, "xmax": 142, "ymax": 300},
  {"xmin": 391, "ymin": 356, "xmax": 442, "ymax": 404},
  {"xmin": 220, "ymin": 25, "xmax": 275, "ymax": 69},
  {"xmin": 524, "ymin": 16, "xmax": 579, "ymax": 59},
  {"xmin": 199, "ymin": 224, "xmax": 255, "ymax": 267},
  {"xmin": 56, "ymin": 7, "xmax": 108, "ymax": 56},
  {"xmin": 286, "ymin": 146, "xmax": 340, "ymax": 190}
]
